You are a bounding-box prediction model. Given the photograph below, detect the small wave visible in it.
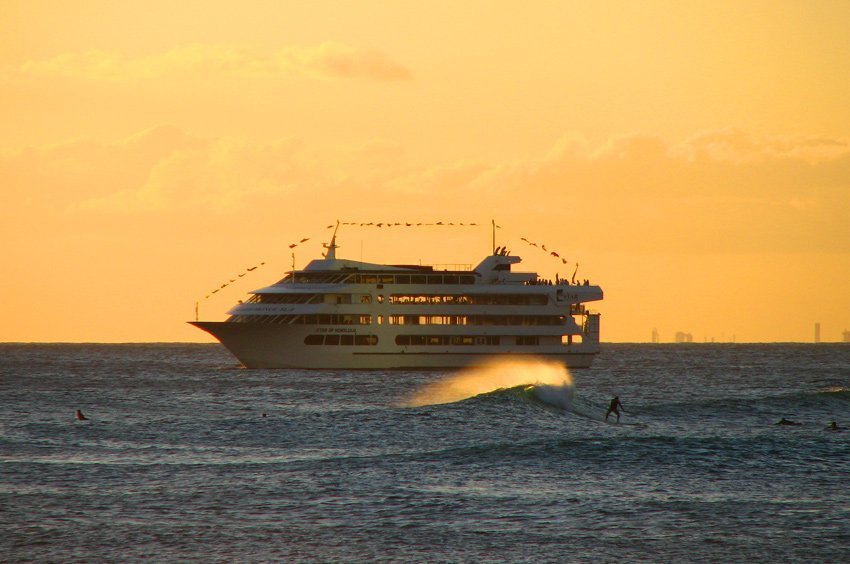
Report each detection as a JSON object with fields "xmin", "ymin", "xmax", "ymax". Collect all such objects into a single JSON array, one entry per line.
[
  {"xmin": 635, "ymin": 387, "xmax": 850, "ymax": 421},
  {"xmin": 819, "ymin": 386, "xmax": 849, "ymax": 395}
]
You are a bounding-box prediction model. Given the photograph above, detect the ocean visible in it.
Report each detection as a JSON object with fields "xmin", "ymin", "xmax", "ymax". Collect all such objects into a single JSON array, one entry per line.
[{"xmin": 2, "ymin": 343, "xmax": 849, "ymax": 562}]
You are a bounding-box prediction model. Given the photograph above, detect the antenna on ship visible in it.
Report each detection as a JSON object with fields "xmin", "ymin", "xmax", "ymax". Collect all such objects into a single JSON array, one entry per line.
[
  {"xmin": 324, "ymin": 220, "xmax": 341, "ymax": 260},
  {"xmin": 491, "ymin": 219, "xmax": 497, "ymax": 254}
]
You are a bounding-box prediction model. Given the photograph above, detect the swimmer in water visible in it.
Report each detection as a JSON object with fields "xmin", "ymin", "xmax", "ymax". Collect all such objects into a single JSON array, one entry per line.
[
  {"xmin": 776, "ymin": 418, "xmax": 801, "ymax": 426},
  {"xmin": 75, "ymin": 409, "xmax": 88, "ymax": 421},
  {"xmin": 825, "ymin": 421, "xmax": 841, "ymax": 432},
  {"xmin": 605, "ymin": 396, "xmax": 626, "ymax": 422}
]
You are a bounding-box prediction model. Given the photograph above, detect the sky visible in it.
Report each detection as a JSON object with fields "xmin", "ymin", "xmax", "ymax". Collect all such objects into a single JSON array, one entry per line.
[{"xmin": 2, "ymin": 0, "xmax": 849, "ymax": 343}]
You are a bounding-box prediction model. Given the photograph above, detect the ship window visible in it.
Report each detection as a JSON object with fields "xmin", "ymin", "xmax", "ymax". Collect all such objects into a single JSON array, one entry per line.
[
  {"xmin": 460, "ymin": 275, "xmax": 475, "ymax": 284},
  {"xmin": 396, "ymin": 335, "xmax": 410, "ymax": 345},
  {"xmin": 428, "ymin": 336, "xmax": 443, "ymax": 345},
  {"xmin": 411, "ymin": 275, "xmax": 426, "ymax": 284},
  {"xmin": 355, "ymin": 335, "xmax": 379, "ymax": 345},
  {"xmin": 444, "ymin": 275, "xmax": 459, "ymax": 284},
  {"xmin": 380, "ymin": 275, "xmax": 394, "ymax": 284},
  {"xmin": 377, "ymin": 295, "xmax": 384, "ymax": 304},
  {"xmin": 359, "ymin": 315, "xmax": 372, "ymax": 325},
  {"xmin": 340, "ymin": 335, "xmax": 354, "ymax": 345},
  {"xmin": 325, "ymin": 335, "xmax": 340, "ymax": 345},
  {"xmin": 363, "ymin": 275, "xmax": 378, "ymax": 284},
  {"xmin": 305, "ymin": 335, "xmax": 323, "ymax": 345},
  {"xmin": 427, "ymin": 275, "xmax": 442, "ymax": 284},
  {"xmin": 360, "ymin": 295, "xmax": 372, "ymax": 304},
  {"xmin": 396, "ymin": 275, "xmax": 410, "ymax": 284},
  {"xmin": 377, "ymin": 315, "xmax": 383, "ymax": 325},
  {"xmin": 516, "ymin": 336, "xmax": 540, "ymax": 346}
]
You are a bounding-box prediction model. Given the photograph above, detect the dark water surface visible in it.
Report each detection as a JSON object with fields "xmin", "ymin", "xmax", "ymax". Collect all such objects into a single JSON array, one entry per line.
[{"xmin": 2, "ymin": 344, "xmax": 849, "ymax": 562}]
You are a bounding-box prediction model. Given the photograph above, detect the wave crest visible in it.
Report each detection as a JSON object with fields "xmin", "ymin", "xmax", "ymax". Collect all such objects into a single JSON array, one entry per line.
[{"xmin": 403, "ymin": 357, "xmax": 573, "ymax": 407}]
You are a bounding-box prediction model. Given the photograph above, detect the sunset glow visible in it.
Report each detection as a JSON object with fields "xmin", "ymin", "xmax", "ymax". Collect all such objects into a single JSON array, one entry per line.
[{"xmin": 2, "ymin": 0, "xmax": 848, "ymax": 342}]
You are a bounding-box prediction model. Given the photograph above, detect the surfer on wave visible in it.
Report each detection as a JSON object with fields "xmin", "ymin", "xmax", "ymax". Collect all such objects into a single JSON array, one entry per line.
[{"xmin": 605, "ymin": 396, "xmax": 626, "ymax": 422}]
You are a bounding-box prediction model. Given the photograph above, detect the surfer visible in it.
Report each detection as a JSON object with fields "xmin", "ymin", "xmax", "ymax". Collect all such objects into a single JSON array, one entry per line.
[
  {"xmin": 605, "ymin": 396, "xmax": 626, "ymax": 422},
  {"xmin": 75, "ymin": 409, "xmax": 88, "ymax": 421},
  {"xmin": 775, "ymin": 418, "xmax": 801, "ymax": 426},
  {"xmin": 825, "ymin": 421, "xmax": 841, "ymax": 432}
]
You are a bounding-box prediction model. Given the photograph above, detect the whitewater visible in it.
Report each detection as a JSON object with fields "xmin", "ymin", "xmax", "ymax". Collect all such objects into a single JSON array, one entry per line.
[{"xmin": 2, "ymin": 343, "xmax": 849, "ymax": 561}]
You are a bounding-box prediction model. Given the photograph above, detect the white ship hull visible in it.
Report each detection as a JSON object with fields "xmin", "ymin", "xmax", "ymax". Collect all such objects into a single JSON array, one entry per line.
[{"xmin": 192, "ymin": 321, "xmax": 599, "ymax": 369}]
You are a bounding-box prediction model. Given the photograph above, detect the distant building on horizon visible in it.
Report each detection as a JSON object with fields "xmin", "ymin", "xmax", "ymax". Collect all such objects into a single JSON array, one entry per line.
[
  {"xmin": 843, "ymin": 329, "xmax": 850, "ymax": 343},
  {"xmin": 675, "ymin": 331, "xmax": 693, "ymax": 343},
  {"xmin": 815, "ymin": 322, "xmax": 821, "ymax": 343},
  {"xmin": 652, "ymin": 328, "xmax": 659, "ymax": 343}
]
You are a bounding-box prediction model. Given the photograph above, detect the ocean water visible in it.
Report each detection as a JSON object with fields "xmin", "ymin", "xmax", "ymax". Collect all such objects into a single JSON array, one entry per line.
[{"xmin": 2, "ymin": 343, "xmax": 849, "ymax": 562}]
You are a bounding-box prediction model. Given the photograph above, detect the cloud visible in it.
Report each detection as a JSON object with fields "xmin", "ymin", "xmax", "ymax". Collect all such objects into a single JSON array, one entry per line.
[
  {"xmin": 2, "ymin": 127, "xmax": 848, "ymax": 253},
  {"xmin": 676, "ymin": 128, "xmax": 850, "ymax": 164},
  {"xmin": 5, "ymin": 42, "xmax": 412, "ymax": 82}
]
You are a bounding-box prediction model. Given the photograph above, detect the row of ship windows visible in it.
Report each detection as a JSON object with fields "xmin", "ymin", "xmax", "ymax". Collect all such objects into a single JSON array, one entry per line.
[
  {"xmin": 230, "ymin": 314, "xmax": 372, "ymax": 324},
  {"xmin": 386, "ymin": 314, "xmax": 566, "ymax": 326},
  {"xmin": 229, "ymin": 314, "xmax": 567, "ymax": 326},
  {"xmin": 282, "ymin": 273, "xmax": 477, "ymax": 285},
  {"xmin": 394, "ymin": 335, "xmax": 504, "ymax": 346},
  {"xmin": 252, "ymin": 293, "xmax": 549, "ymax": 305},
  {"xmin": 302, "ymin": 335, "xmax": 545, "ymax": 346},
  {"xmin": 304, "ymin": 334, "xmax": 379, "ymax": 346},
  {"xmin": 389, "ymin": 294, "xmax": 547, "ymax": 305}
]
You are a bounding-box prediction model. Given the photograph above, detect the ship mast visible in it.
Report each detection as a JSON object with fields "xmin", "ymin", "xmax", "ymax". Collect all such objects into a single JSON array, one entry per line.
[{"xmin": 325, "ymin": 220, "xmax": 341, "ymax": 260}]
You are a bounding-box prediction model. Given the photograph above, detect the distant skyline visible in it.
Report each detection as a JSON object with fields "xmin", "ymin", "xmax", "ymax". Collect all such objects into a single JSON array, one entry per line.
[{"xmin": 2, "ymin": 0, "xmax": 849, "ymax": 342}]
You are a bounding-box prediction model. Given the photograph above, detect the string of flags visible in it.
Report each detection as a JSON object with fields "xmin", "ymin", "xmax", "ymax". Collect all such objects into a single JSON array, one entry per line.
[
  {"xmin": 205, "ymin": 262, "xmax": 266, "ymax": 298},
  {"xmin": 204, "ymin": 233, "xmax": 319, "ymax": 298},
  {"xmin": 519, "ymin": 236, "xmax": 569, "ymax": 265},
  {"xmin": 329, "ymin": 221, "xmax": 481, "ymax": 228}
]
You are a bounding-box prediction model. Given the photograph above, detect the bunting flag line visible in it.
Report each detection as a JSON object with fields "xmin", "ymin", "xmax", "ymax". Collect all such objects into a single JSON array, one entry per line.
[
  {"xmin": 518, "ymin": 236, "xmax": 570, "ymax": 267},
  {"xmin": 204, "ymin": 261, "xmax": 267, "ymax": 299},
  {"xmin": 332, "ymin": 221, "xmax": 481, "ymax": 228}
]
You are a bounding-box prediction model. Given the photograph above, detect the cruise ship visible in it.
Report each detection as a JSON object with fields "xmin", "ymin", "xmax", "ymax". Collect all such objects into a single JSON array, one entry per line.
[{"xmin": 190, "ymin": 228, "xmax": 603, "ymax": 369}]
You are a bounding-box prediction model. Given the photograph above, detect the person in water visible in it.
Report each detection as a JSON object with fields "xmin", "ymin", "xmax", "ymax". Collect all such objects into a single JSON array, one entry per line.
[
  {"xmin": 75, "ymin": 409, "xmax": 88, "ymax": 421},
  {"xmin": 776, "ymin": 418, "xmax": 801, "ymax": 426},
  {"xmin": 605, "ymin": 396, "xmax": 626, "ymax": 422},
  {"xmin": 825, "ymin": 421, "xmax": 842, "ymax": 432}
]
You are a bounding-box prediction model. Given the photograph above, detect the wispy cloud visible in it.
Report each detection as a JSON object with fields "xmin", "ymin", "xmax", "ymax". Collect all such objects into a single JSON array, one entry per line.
[
  {"xmin": 6, "ymin": 42, "xmax": 412, "ymax": 82},
  {"xmin": 3, "ymin": 128, "xmax": 848, "ymax": 253}
]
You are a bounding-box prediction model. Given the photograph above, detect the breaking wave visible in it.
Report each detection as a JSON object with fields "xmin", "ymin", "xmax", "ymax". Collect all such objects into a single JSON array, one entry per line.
[{"xmin": 404, "ymin": 357, "xmax": 573, "ymax": 407}]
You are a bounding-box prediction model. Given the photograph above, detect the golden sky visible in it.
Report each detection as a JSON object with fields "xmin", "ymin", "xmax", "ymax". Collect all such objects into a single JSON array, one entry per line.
[{"xmin": 2, "ymin": 0, "xmax": 849, "ymax": 342}]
